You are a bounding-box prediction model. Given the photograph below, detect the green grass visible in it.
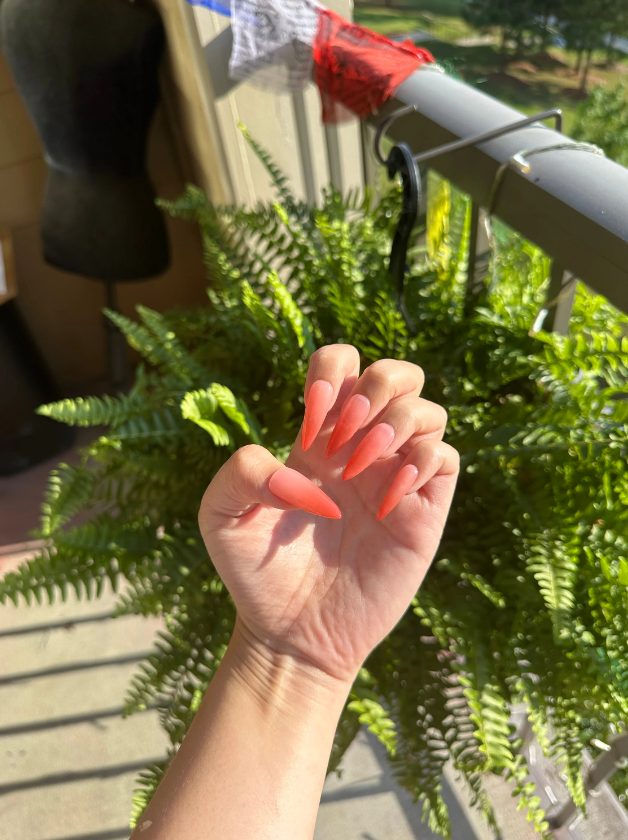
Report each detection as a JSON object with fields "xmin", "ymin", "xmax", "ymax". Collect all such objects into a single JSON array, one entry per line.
[
  {"xmin": 355, "ymin": 0, "xmax": 465, "ymax": 16},
  {"xmin": 354, "ymin": 4, "xmax": 475, "ymax": 43}
]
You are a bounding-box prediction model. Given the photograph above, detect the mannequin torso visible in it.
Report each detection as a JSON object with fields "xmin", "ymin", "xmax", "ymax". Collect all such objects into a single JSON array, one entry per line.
[{"xmin": 0, "ymin": 0, "xmax": 169, "ymax": 280}]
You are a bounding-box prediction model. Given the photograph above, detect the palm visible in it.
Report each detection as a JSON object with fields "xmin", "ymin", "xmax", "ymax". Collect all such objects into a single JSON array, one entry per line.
[{"xmin": 204, "ymin": 422, "xmax": 450, "ymax": 681}]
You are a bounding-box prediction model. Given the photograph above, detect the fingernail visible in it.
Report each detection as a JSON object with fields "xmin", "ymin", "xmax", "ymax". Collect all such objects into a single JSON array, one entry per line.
[
  {"xmin": 302, "ymin": 380, "xmax": 334, "ymax": 451},
  {"xmin": 343, "ymin": 423, "xmax": 395, "ymax": 480},
  {"xmin": 377, "ymin": 464, "xmax": 419, "ymax": 521},
  {"xmin": 326, "ymin": 395, "xmax": 370, "ymax": 459},
  {"xmin": 269, "ymin": 468, "xmax": 341, "ymax": 519}
]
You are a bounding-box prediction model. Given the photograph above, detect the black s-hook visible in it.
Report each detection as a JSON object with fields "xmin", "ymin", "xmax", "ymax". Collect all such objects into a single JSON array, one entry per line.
[{"xmin": 384, "ymin": 142, "xmax": 420, "ymax": 333}]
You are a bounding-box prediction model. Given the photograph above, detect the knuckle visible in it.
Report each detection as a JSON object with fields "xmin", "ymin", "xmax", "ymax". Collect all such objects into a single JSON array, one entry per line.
[
  {"xmin": 366, "ymin": 359, "xmax": 425, "ymax": 392},
  {"xmin": 442, "ymin": 442, "xmax": 460, "ymax": 467},
  {"xmin": 310, "ymin": 345, "xmax": 329, "ymax": 363},
  {"xmin": 343, "ymin": 343, "xmax": 360, "ymax": 362},
  {"xmin": 312, "ymin": 343, "xmax": 358, "ymax": 363},
  {"xmin": 416, "ymin": 437, "xmax": 437, "ymax": 453},
  {"xmin": 415, "ymin": 399, "xmax": 447, "ymax": 429},
  {"xmin": 409, "ymin": 362, "xmax": 425, "ymax": 386},
  {"xmin": 230, "ymin": 443, "xmax": 266, "ymax": 471},
  {"xmin": 416, "ymin": 438, "xmax": 450, "ymax": 459},
  {"xmin": 435, "ymin": 404, "xmax": 448, "ymax": 427},
  {"xmin": 365, "ymin": 359, "xmax": 393, "ymax": 390}
]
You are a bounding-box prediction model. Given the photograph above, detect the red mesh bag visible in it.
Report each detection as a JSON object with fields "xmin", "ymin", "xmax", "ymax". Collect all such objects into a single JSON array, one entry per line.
[{"xmin": 313, "ymin": 8, "xmax": 435, "ymax": 123}]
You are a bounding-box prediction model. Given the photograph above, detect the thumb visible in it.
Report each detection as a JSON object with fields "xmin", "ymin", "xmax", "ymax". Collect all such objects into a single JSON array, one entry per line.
[{"xmin": 199, "ymin": 444, "xmax": 341, "ymax": 532}]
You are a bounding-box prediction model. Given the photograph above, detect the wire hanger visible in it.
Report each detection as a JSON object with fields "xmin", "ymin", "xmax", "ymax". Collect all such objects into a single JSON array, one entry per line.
[
  {"xmin": 374, "ymin": 106, "xmax": 563, "ymax": 167},
  {"xmin": 375, "ymin": 105, "xmax": 563, "ymax": 333}
]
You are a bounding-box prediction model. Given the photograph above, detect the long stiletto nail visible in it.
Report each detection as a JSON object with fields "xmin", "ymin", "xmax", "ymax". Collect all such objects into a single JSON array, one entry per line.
[
  {"xmin": 269, "ymin": 468, "xmax": 341, "ymax": 519},
  {"xmin": 343, "ymin": 423, "xmax": 395, "ymax": 480},
  {"xmin": 302, "ymin": 380, "xmax": 334, "ymax": 451},
  {"xmin": 377, "ymin": 464, "xmax": 419, "ymax": 521},
  {"xmin": 326, "ymin": 395, "xmax": 370, "ymax": 459}
]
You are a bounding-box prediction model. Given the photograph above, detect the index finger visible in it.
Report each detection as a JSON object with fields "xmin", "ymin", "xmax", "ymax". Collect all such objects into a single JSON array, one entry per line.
[{"xmin": 302, "ymin": 344, "xmax": 360, "ymax": 450}]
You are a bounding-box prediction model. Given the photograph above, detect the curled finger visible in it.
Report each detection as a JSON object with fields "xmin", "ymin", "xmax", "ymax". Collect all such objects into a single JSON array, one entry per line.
[
  {"xmin": 377, "ymin": 440, "xmax": 459, "ymax": 521},
  {"xmin": 326, "ymin": 359, "xmax": 425, "ymax": 458},
  {"xmin": 301, "ymin": 344, "xmax": 360, "ymax": 451},
  {"xmin": 343, "ymin": 397, "xmax": 448, "ymax": 481}
]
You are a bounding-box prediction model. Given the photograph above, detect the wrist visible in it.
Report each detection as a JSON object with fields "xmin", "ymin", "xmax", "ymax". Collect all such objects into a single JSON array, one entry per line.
[{"xmin": 224, "ymin": 619, "xmax": 353, "ymax": 721}]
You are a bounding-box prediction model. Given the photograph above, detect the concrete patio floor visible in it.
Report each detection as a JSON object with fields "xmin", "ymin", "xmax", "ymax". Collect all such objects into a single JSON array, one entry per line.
[
  {"xmin": 0, "ymin": 557, "xmax": 495, "ymax": 840},
  {"xmin": 0, "ymin": 445, "xmax": 626, "ymax": 840}
]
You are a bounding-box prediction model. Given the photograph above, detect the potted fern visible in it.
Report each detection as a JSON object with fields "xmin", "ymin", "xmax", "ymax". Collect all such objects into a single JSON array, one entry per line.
[{"xmin": 3, "ymin": 131, "xmax": 628, "ymax": 838}]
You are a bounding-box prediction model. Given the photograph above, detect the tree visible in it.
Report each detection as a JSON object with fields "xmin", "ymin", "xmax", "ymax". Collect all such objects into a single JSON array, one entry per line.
[
  {"xmin": 560, "ymin": 0, "xmax": 628, "ymax": 91},
  {"xmin": 465, "ymin": 0, "xmax": 534, "ymax": 66},
  {"xmin": 464, "ymin": 0, "xmax": 566, "ymax": 65},
  {"xmin": 572, "ymin": 82, "xmax": 628, "ymax": 163}
]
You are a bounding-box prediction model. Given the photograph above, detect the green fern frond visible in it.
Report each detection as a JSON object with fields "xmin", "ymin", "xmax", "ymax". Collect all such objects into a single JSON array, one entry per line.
[
  {"xmin": 106, "ymin": 406, "xmax": 186, "ymax": 445},
  {"xmin": 267, "ymin": 270, "xmax": 315, "ymax": 357},
  {"xmin": 346, "ymin": 696, "xmax": 397, "ymax": 757},
  {"xmin": 459, "ymin": 677, "xmax": 514, "ymax": 772},
  {"xmin": 105, "ymin": 307, "xmax": 207, "ymax": 386},
  {"xmin": 180, "ymin": 389, "xmax": 231, "ymax": 446},
  {"xmin": 239, "ymin": 122, "xmax": 302, "ymax": 217},
  {"xmin": 136, "ymin": 305, "xmax": 211, "ymax": 384},
  {"xmin": 40, "ymin": 464, "xmax": 96, "ymax": 536},
  {"xmin": 130, "ymin": 758, "xmax": 171, "ymax": 829},
  {"xmin": 527, "ymin": 542, "xmax": 577, "ymax": 628},
  {"xmin": 209, "ymin": 383, "xmax": 262, "ymax": 443},
  {"xmin": 37, "ymin": 392, "xmax": 145, "ymax": 427},
  {"xmin": 0, "ymin": 542, "xmax": 117, "ymax": 606},
  {"xmin": 157, "ymin": 184, "xmax": 210, "ymax": 221}
]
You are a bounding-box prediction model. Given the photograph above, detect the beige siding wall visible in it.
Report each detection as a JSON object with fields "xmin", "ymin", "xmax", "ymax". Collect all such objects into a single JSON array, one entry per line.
[{"xmin": 188, "ymin": 0, "xmax": 364, "ymax": 206}]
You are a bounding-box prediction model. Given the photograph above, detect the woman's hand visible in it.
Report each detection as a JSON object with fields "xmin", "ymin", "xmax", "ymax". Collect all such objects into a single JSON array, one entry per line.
[
  {"xmin": 199, "ymin": 344, "xmax": 459, "ymax": 685},
  {"xmin": 135, "ymin": 345, "xmax": 459, "ymax": 840}
]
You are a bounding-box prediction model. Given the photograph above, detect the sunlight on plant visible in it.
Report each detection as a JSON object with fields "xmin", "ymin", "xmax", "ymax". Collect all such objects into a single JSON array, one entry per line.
[{"xmin": 3, "ymin": 135, "xmax": 628, "ymax": 838}]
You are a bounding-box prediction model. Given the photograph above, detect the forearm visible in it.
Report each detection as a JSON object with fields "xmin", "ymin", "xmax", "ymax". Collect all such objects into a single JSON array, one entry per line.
[{"xmin": 133, "ymin": 620, "xmax": 351, "ymax": 840}]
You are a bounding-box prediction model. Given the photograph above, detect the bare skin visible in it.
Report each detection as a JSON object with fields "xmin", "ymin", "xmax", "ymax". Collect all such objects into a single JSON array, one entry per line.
[{"xmin": 131, "ymin": 344, "xmax": 459, "ymax": 840}]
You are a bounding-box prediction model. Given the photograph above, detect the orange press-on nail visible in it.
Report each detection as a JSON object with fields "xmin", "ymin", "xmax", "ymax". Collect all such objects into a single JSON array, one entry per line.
[
  {"xmin": 302, "ymin": 380, "xmax": 334, "ymax": 451},
  {"xmin": 269, "ymin": 468, "xmax": 341, "ymax": 519},
  {"xmin": 343, "ymin": 423, "xmax": 395, "ymax": 480},
  {"xmin": 377, "ymin": 464, "xmax": 419, "ymax": 521},
  {"xmin": 326, "ymin": 394, "xmax": 370, "ymax": 459}
]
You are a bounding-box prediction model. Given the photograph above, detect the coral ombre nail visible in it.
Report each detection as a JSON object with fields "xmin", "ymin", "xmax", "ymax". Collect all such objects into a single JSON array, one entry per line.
[
  {"xmin": 302, "ymin": 380, "xmax": 334, "ymax": 451},
  {"xmin": 377, "ymin": 464, "xmax": 419, "ymax": 521},
  {"xmin": 268, "ymin": 468, "xmax": 341, "ymax": 519},
  {"xmin": 326, "ymin": 394, "xmax": 370, "ymax": 459},
  {"xmin": 343, "ymin": 423, "xmax": 395, "ymax": 481}
]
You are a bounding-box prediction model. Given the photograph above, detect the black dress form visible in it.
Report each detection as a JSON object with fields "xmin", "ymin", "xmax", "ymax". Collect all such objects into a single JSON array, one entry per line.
[{"xmin": 0, "ymin": 0, "xmax": 169, "ymax": 280}]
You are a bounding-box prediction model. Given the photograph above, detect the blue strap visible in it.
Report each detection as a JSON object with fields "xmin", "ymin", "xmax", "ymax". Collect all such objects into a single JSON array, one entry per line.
[{"xmin": 185, "ymin": 0, "xmax": 231, "ymax": 16}]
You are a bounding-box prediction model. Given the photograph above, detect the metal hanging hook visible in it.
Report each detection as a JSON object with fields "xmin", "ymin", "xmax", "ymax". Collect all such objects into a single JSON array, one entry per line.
[
  {"xmin": 374, "ymin": 104, "xmax": 418, "ymax": 165},
  {"xmin": 372, "ymin": 101, "xmax": 565, "ymax": 340},
  {"xmin": 374, "ymin": 106, "xmax": 563, "ymax": 168},
  {"xmin": 385, "ymin": 142, "xmax": 421, "ymax": 334}
]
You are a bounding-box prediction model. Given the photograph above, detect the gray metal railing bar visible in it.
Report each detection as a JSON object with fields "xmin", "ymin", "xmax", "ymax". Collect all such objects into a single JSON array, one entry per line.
[{"xmin": 368, "ymin": 69, "xmax": 628, "ymax": 316}]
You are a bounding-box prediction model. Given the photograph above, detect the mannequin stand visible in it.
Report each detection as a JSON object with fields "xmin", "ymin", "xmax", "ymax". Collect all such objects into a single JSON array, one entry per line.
[{"xmin": 105, "ymin": 282, "xmax": 130, "ymax": 392}]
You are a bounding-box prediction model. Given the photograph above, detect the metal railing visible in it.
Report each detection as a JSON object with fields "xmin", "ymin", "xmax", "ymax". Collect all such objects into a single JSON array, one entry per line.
[
  {"xmin": 365, "ymin": 69, "xmax": 628, "ymax": 831},
  {"xmin": 366, "ymin": 67, "xmax": 628, "ymax": 334}
]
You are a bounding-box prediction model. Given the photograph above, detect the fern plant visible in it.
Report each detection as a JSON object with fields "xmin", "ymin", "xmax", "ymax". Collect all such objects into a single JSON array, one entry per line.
[{"xmin": 4, "ymin": 134, "xmax": 628, "ymax": 839}]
